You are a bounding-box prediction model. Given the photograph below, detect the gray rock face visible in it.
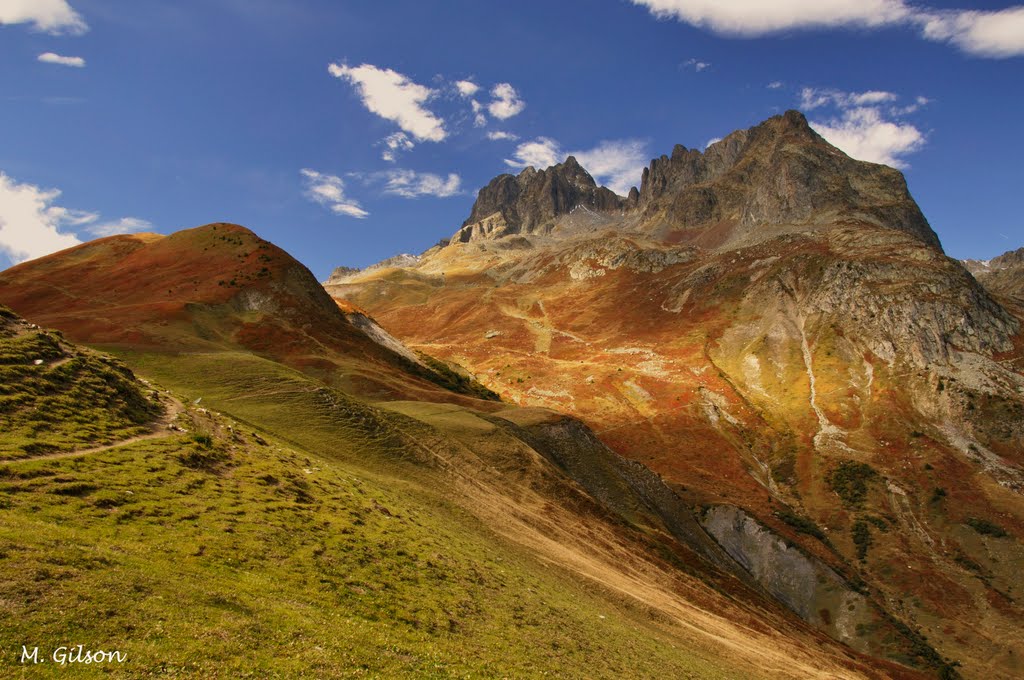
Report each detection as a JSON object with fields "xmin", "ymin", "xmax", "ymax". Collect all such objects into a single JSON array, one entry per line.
[
  {"xmin": 701, "ymin": 505, "xmax": 874, "ymax": 651},
  {"xmin": 452, "ymin": 157, "xmax": 626, "ymax": 243},
  {"xmin": 637, "ymin": 111, "xmax": 941, "ymax": 250}
]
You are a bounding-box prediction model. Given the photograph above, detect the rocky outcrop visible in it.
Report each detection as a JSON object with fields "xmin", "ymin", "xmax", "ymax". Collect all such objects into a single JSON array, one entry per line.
[
  {"xmin": 701, "ymin": 505, "xmax": 875, "ymax": 652},
  {"xmin": 964, "ymin": 247, "xmax": 1024, "ymax": 303},
  {"xmin": 452, "ymin": 157, "xmax": 626, "ymax": 243},
  {"xmin": 637, "ymin": 111, "xmax": 941, "ymax": 250}
]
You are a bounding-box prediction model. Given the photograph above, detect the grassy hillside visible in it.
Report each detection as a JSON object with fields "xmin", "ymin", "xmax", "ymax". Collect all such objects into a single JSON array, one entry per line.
[
  {"xmin": 0, "ymin": 306, "xmax": 162, "ymax": 460},
  {"xmin": 1, "ymin": 331, "xmax": 878, "ymax": 678}
]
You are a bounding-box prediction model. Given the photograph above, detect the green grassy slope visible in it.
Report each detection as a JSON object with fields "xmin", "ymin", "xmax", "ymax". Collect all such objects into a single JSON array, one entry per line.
[
  {"xmin": 0, "ymin": 343, "xmax": 769, "ymax": 679},
  {"xmin": 0, "ymin": 306, "xmax": 162, "ymax": 460}
]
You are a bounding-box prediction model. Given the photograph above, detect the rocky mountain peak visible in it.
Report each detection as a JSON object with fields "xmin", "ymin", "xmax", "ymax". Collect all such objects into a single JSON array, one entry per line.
[
  {"xmin": 451, "ymin": 156, "xmax": 625, "ymax": 244},
  {"xmin": 450, "ymin": 110, "xmax": 941, "ymax": 251},
  {"xmin": 636, "ymin": 110, "xmax": 941, "ymax": 250}
]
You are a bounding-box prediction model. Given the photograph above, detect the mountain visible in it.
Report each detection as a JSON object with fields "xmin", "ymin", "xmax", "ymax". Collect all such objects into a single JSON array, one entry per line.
[
  {"xmin": 451, "ymin": 156, "xmax": 629, "ymax": 243},
  {"xmin": 330, "ymin": 112, "xmax": 1024, "ymax": 679},
  {"xmin": 0, "ymin": 229, "xmax": 928, "ymax": 677},
  {"xmin": 965, "ymin": 247, "xmax": 1024, "ymax": 305}
]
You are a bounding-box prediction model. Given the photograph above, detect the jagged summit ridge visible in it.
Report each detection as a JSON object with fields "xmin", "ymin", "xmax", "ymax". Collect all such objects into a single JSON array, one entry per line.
[
  {"xmin": 451, "ymin": 156, "xmax": 629, "ymax": 243},
  {"xmin": 451, "ymin": 110, "xmax": 941, "ymax": 251}
]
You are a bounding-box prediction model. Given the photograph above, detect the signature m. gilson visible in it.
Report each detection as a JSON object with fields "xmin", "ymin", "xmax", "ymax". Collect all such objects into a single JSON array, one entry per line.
[{"xmin": 21, "ymin": 645, "xmax": 127, "ymax": 665}]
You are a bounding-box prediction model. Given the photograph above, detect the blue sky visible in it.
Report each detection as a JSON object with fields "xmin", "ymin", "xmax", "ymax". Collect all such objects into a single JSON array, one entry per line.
[{"xmin": 1, "ymin": 0, "xmax": 1022, "ymax": 279}]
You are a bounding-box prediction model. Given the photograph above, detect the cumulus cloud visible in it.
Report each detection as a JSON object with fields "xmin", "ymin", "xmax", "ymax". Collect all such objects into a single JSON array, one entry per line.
[
  {"xmin": 631, "ymin": 1, "xmax": 1024, "ymax": 58},
  {"xmin": 505, "ymin": 137, "xmax": 562, "ymax": 171},
  {"xmin": 486, "ymin": 131, "xmax": 518, "ymax": 141},
  {"xmin": 455, "ymin": 80, "xmax": 480, "ymax": 97},
  {"xmin": 505, "ymin": 138, "xmax": 648, "ymax": 196},
  {"xmin": 300, "ymin": 168, "xmax": 368, "ymax": 218},
  {"xmin": 0, "ymin": 0, "xmax": 87, "ymax": 35},
  {"xmin": 328, "ymin": 62, "xmax": 446, "ymax": 142},
  {"xmin": 573, "ymin": 141, "xmax": 649, "ymax": 196},
  {"xmin": 488, "ymin": 83, "xmax": 525, "ymax": 120},
  {"xmin": 811, "ymin": 108, "xmax": 924, "ymax": 168},
  {"xmin": 37, "ymin": 52, "xmax": 85, "ymax": 67},
  {"xmin": 800, "ymin": 88, "xmax": 928, "ymax": 168},
  {"xmin": 0, "ymin": 172, "xmax": 150, "ymax": 266},
  {"xmin": 381, "ymin": 170, "xmax": 461, "ymax": 198},
  {"xmin": 917, "ymin": 7, "xmax": 1024, "ymax": 58}
]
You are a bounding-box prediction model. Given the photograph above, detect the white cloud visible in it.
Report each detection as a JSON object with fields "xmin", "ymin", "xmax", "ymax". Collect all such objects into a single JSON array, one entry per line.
[
  {"xmin": 917, "ymin": 7, "xmax": 1024, "ymax": 58},
  {"xmin": 767, "ymin": 81, "xmax": 784, "ymax": 89},
  {"xmin": 800, "ymin": 87, "xmax": 898, "ymax": 110},
  {"xmin": 799, "ymin": 87, "xmax": 927, "ymax": 168},
  {"xmin": 704, "ymin": 137, "xmax": 722, "ymax": 149},
  {"xmin": 0, "ymin": 0, "xmax": 87, "ymax": 35},
  {"xmin": 505, "ymin": 137, "xmax": 562, "ymax": 171},
  {"xmin": 810, "ymin": 106, "xmax": 925, "ymax": 168},
  {"xmin": 87, "ymin": 217, "xmax": 154, "ymax": 238},
  {"xmin": 488, "ymin": 83, "xmax": 525, "ymax": 120},
  {"xmin": 0, "ymin": 173, "xmax": 82, "ymax": 265},
  {"xmin": 505, "ymin": 138, "xmax": 648, "ymax": 196},
  {"xmin": 683, "ymin": 58, "xmax": 711, "ymax": 71},
  {"xmin": 470, "ymin": 99, "xmax": 487, "ymax": 127},
  {"xmin": 455, "ymin": 80, "xmax": 480, "ymax": 97},
  {"xmin": 328, "ymin": 62, "xmax": 446, "ymax": 142},
  {"xmin": 573, "ymin": 140, "xmax": 649, "ymax": 196},
  {"xmin": 487, "ymin": 131, "xmax": 518, "ymax": 141},
  {"xmin": 382, "ymin": 170, "xmax": 461, "ymax": 198},
  {"xmin": 0, "ymin": 171, "xmax": 156, "ymax": 267},
  {"xmin": 37, "ymin": 52, "xmax": 85, "ymax": 68},
  {"xmin": 381, "ymin": 131, "xmax": 414, "ymax": 162},
  {"xmin": 631, "ymin": 0, "xmax": 1024, "ymax": 59},
  {"xmin": 300, "ymin": 168, "xmax": 368, "ymax": 218},
  {"xmin": 632, "ymin": 0, "xmax": 911, "ymax": 35}
]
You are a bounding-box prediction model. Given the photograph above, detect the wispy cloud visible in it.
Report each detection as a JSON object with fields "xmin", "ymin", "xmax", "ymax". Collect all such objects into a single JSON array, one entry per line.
[
  {"xmin": 37, "ymin": 52, "xmax": 85, "ymax": 68},
  {"xmin": 300, "ymin": 168, "xmax": 368, "ymax": 218},
  {"xmin": 799, "ymin": 88, "xmax": 898, "ymax": 110},
  {"xmin": 682, "ymin": 57, "xmax": 711, "ymax": 72},
  {"xmin": 767, "ymin": 81, "xmax": 784, "ymax": 89},
  {"xmin": 0, "ymin": 0, "xmax": 87, "ymax": 35},
  {"xmin": 800, "ymin": 88, "xmax": 928, "ymax": 168},
  {"xmin": 381, "ymin": 170, "xmax": 461, "ymax": 198},
  {"xmin": 505, "ymin": 138, "xmax": 648, "ymax": 196},
  {"xmin": 87, "ymin": 217, "xmax": 154, "ymax": 238},
  {"xmin": 0, "ymin": 171, "xmax": 153, "ymax": 266},
  {"xmin": 487, "ymin": 131, "xmax": 518, "ymax": 141},
  {"xmin": 328, "ymin": 62, "xmax": 446, "ymax": 143},
  {"xmin": 381, "ymin": 132, "xmax": 414, "ymax": 162},
  {"xmin": 631, "ymin": 1, "xmax": 1024, "ymax": 58},
  {"xmin": 488, "ymin": 83, "xmax": 526, "ymax": 120}
]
